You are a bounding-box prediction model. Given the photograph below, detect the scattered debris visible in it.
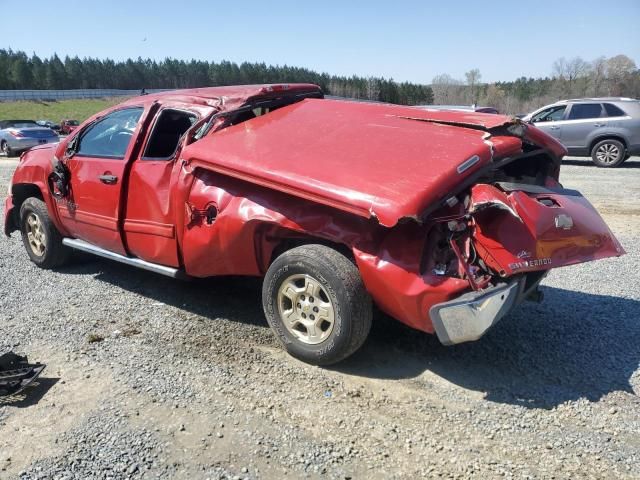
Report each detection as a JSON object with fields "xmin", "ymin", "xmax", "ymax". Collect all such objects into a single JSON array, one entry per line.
[{"xmin": 0, "ymin": 352, "xmax": 46, "ymax": 397}]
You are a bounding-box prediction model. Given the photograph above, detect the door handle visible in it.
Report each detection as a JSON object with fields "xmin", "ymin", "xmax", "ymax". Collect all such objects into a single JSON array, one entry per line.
[
  {"xmin": 99, "ymin": 174, "xmax": 118, "ymax": 185},
  {"xmin": 594, "ymin": 123, "xmax": 605, "ymax": 127},
  {"xmin": 549, "ymin": 126, "xmax": 560, "ymax": 130}
]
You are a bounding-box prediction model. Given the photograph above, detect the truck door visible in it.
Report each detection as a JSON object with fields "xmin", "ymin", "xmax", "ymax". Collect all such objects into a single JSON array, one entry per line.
[
  {"xmin": 123, "ymin": 107, "xmax": 200, "ymax": 266},
  {"xmin": 56, "ymin": 107, "xmax": 146, "ymax": 255}
]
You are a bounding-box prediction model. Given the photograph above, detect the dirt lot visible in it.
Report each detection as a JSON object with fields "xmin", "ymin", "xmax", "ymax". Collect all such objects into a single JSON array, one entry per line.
[{"xmin": 1, "ymin": 156, "xmax": 639, "ymax": 479}]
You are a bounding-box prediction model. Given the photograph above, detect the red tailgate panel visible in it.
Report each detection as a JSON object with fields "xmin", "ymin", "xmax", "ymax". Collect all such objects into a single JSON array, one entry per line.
[{"xmin": 470, "ymin": 184, "xmax": 624, "ymax": 277}]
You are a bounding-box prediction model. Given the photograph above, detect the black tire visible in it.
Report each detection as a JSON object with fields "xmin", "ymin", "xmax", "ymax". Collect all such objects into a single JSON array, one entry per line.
[
  {"xmin": 262, "ymin": 244, "xmax": 372, "ymax": 365},
  {"xmin": 19, "ymin": 197, "xmax": 71, "ymax": 269},
  {"xmin": 591, "ymin": 139, "xmax": 626, "ymax": 168},
  {"xmin": 1, "ymin": 141, "xmax": 12, "ymax": 157}
]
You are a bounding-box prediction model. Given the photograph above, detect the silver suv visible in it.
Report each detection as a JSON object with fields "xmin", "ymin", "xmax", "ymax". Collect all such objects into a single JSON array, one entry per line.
[{"xmin": 523, "ymin": 98, "xmax": 640, "ymax": 167}]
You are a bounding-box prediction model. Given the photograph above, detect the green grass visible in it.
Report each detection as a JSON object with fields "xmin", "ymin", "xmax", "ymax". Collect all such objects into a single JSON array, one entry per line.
[{"xmin": 0, "ymin": 97, "xmax": 128, "ymax": 123}]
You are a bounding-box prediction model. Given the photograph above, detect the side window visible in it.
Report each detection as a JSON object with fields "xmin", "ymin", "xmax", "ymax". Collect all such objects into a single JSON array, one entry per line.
[
  {"xmin": 76, "ymin": 108, "xmax": 143, "ymax": 159},
  {"xmin": 567, "ymin": 103, "xmax": 603, "ymax": 120},
  {"xmin": 143, "ymin": 109, "xmax": 197, "ymax": 159},
  {"xmin": 603, "ymin": 103, "xmax": 626, "ymax": 117},
  {"xmin": 531, "ymin": 105, "xmax": 566, "ymax": 123}
]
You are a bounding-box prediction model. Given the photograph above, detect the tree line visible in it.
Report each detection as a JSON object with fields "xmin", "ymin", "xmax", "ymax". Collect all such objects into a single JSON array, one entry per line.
[
  {"xmin": 431, "ymin": 55, "xmax": 639, "ymax": 114},
  {"xmin": 0, "ymin": 49, "xmax": 433, "ymax": 106},
  {"xmin": 1, "ymin": 49, "xmax": 638, "ymax": 113}
]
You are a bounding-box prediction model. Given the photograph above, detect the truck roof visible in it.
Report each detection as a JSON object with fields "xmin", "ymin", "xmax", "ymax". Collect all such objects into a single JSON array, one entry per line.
[{"xmin": 121, "ymin": 84, "xmax": 323, "ymax": 112}]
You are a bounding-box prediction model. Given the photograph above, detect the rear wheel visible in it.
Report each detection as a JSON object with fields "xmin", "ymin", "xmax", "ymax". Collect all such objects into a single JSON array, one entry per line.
[
  {"xmin": 262, "ymin": 244, "xmax": 372, "ymax": 365},
  {"xmin": 591, "ymin": 139, "xmax": 626, "ymax": 168},
  {"xmin": 19, "ymin": 197, "xmax": 71, "ymax": 269}
]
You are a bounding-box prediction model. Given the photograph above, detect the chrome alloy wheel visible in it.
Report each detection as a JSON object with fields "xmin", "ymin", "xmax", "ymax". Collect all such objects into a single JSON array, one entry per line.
[
  {"xmin": 25, "ymin": 212, "xmax": 46, "ymax": 257},
  {"xmin": 596, "ymin": 143, "xmax": 621, "ymax": 164},
  {"xmin": 277, "ymin": 274, "xmax": 335, "ymax": 345}
]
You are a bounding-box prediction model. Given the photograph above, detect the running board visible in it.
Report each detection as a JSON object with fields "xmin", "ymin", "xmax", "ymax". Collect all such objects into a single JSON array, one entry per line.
[{"xmin": 62, "ymin": 238, "xmax": 184, "ymax": 279}]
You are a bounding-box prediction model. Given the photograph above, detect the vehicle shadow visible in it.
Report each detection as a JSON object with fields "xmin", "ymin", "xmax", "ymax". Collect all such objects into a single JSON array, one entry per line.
[
  {"xmin": 334, "ymin": 286, "xmax": 640, "ymax": 409},
  {"xmin": 60, "ymin": 258, "xmax": 639, "ymax": 410},
  {"xmin": 60, "ymin": 256, "xmax": 268, "ymax": 329},
  {"xmin": 563, "ymin": 157, "xmax": 640, "ymax": 168}
]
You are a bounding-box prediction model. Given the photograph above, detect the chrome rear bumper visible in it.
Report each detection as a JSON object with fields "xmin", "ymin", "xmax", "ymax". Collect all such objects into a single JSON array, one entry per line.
[{"xmin": 430, "ymin": 281, "xmax": 522, "ymax": 345}]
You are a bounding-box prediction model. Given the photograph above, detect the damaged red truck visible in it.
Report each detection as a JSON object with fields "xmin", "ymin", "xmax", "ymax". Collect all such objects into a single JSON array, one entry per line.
[{"xmin": 4, "ymin": 84, "xmax": 625, "ymax": 364}]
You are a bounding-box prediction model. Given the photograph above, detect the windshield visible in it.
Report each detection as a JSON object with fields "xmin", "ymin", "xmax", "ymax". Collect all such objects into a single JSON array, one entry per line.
[{"xmin": 531, "ymin": 105, "xmax": 566, "ymax": 123}]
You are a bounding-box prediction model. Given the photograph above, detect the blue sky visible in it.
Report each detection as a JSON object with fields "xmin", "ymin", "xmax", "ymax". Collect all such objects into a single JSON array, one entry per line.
[{"xmin": 2, "ymin": 0, "xmax": 639, "ymax": 83}]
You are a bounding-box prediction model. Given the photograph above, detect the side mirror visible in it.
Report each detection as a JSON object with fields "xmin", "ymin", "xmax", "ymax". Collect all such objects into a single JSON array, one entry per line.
[{"xmin": 55, "ymin": 138, "xmax": 68, "ymax": 159}]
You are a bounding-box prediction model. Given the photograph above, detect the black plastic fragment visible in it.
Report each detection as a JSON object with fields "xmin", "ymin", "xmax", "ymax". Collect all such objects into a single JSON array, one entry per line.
[{"xmin": 0, "ymin": 352, "xmax": 46, "ymax": 397}]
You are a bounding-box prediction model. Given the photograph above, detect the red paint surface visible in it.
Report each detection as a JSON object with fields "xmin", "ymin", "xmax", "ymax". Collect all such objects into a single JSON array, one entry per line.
[
  {"xmin": 182, "ymin": 98, "xmax": 504, "ymax": 227},
  {"xmin": 3, "ymin": 84, "xmax": 624, "ymax": 336}
]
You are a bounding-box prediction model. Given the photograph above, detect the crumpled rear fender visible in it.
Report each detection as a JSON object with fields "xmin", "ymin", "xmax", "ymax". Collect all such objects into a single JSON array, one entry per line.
[
  {"xmin": 181, "ymin": 168, "xmax": 379, "ymax": 277},
  {"xmin": 180, "ymin": 168, "xmax": 456, "ymax": 332},
  {"xmin": 353, "ymin": 222, "xmax": 469, "ymax": 333}
]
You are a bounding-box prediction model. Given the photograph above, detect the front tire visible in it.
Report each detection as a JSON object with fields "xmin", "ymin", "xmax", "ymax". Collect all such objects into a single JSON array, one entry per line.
[
  {"xmin": 1, "ymin": 141, "xmax": 12, "ymax": 157},
  {"xmin": 591, "ymin": 139, "xmax": 626, "ymax": 168},
  {"xmin": 262, "ymin": 244, "xmax": 372, "ymax": 365},
  {"xmin": 19, "ymin": 197, "xmax": 71, "ymax": 269}
]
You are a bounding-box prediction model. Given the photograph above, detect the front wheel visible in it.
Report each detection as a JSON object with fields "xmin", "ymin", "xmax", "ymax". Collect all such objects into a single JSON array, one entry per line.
[
  {"xmin": 19, "ymin": 197, "xmax": 71, "ymax": 269},
  {"xmin": 262, "ymin": 244, "xmax": 372, "ymax": 365},
  {"xmin": 591, "ymin": 139, "xmax": 626, "ymax": 168},
  {"xmin": 1, "ymin": 141, "xmax": 12, "ymax": 157}
]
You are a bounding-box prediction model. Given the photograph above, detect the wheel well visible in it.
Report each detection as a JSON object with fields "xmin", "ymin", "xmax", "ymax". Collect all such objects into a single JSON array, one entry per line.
[
  {"xmin": 268, "ymin": 237, "xmax": 355, "ymax": 269},
  {"xmin": 8, "ymin": 183, "xmax": 44, "ymax": 232},
  {"xmin": 589, "ymin": 135, "xmax": 628, "ymax": 154}
]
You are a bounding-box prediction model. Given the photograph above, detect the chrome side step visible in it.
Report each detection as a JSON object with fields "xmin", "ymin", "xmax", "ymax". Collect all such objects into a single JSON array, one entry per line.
[{"xmin": 62, "ymin": 238, "xmax": 184, "ymax": 279}]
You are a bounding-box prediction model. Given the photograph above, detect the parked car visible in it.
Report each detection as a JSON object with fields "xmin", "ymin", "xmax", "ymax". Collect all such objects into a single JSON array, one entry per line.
[
  {"xmin": 417, "ymin": 105, "xmax": 500, "ymax": 114},
  {"xmin": 4, "ymin": 85, "xmax": 624, "ymax": 365},
  {"xmin": 36, "ymin": 120, "xmax": 61, "ymax": 132},
  {"xmin": 522, "ymin": 98, "xmax": 640, "ymax": 167},
  {"xmin": 59, "ymin": 119, "xmax": 79, "ymax": 135},
  {"xmin": 0, "ymin": 120, "xmax": 60, "ymax": 156}
]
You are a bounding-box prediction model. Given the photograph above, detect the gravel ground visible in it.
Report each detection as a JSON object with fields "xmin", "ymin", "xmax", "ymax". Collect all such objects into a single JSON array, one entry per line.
[{"xmin": 0, "ymin": 156, "xmax": 639, "ymax": 479}]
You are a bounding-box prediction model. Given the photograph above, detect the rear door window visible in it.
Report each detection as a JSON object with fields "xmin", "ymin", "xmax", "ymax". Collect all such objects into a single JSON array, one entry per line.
[
  {"xmin": 143, "ymin": 109, "xmax": 198, "ymax": 159},
  {"xmin": 567, "ymin": 103, "xmax": 603, "ymax": 120},
  {"xmin": 603, "ymin": 103, "xmax": 626, "ymax": 117}
]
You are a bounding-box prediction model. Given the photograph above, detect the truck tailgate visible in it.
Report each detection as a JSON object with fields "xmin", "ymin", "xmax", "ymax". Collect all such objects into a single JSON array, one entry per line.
[{"xmin": 470, "ymin": 183, "xmax": 624, "ymax": 277}]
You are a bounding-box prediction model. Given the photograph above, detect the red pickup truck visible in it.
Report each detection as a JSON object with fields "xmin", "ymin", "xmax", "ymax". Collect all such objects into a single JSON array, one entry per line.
[{"xmin": 4, "ymin": 85, "xmax": 624, "ymax": 365}]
